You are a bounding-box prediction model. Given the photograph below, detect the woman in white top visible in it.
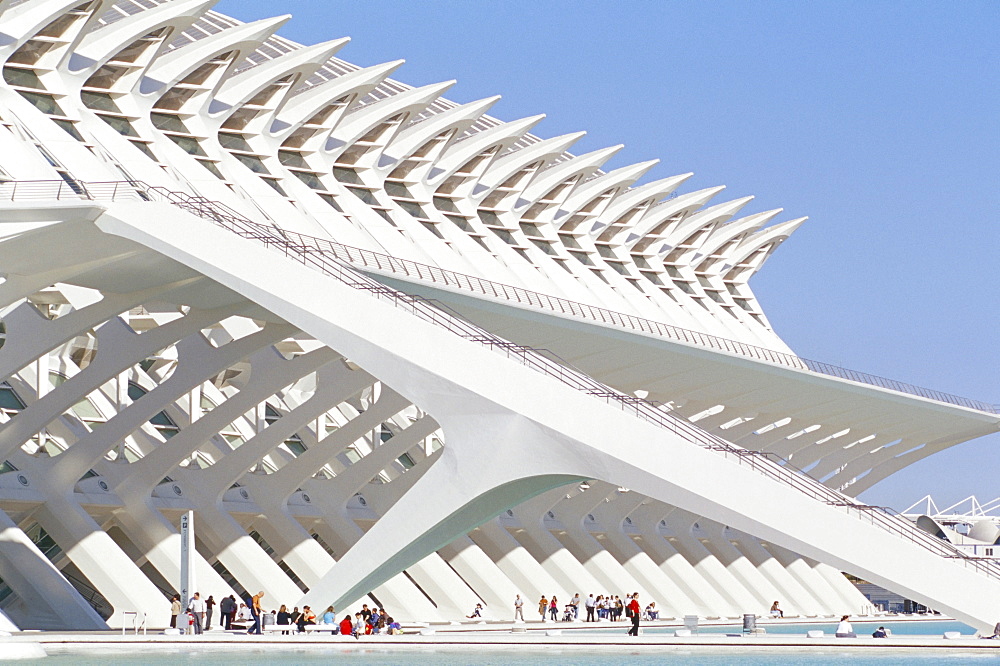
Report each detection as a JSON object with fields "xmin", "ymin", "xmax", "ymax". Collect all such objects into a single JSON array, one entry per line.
[{"xmin": 835, "ymin": 615, "xmax": 855, "ymax": 637}]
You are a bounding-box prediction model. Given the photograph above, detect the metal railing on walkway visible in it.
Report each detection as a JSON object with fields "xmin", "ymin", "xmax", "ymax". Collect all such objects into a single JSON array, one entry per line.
[
  {"xmin": 4, "ymin": 179, "xmax": 1000, "ymax": 585},
  {"xmin": 1, "ymin": 179, "xmax": 994, "ymax": 414}
]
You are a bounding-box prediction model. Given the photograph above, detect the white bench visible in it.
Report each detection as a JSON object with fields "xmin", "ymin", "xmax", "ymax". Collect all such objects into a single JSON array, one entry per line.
[{"xmin": 302, "ymin": 623, "xmax": 341, "ymax": 634}]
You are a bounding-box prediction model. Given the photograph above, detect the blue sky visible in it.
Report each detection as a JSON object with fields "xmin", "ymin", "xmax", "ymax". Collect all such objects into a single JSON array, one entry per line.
[{"xmin": 214, "ymin": 0, "xmax": 999, "ymax": 511}]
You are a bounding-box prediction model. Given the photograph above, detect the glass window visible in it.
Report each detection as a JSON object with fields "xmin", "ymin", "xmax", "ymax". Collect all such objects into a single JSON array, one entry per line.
[
  {"xmin": 445, "ymin": 215, "xmax": 471, "ymax": 231},
  {"xmin": 218, "ymin": 133, "xmax": 254, "ymax": 151},
  {"xmin": 197, "ymin": 159, "xmax": 224, "ymax": 179},
  {"xmin": 292, "ymin": 171, "xmax": 323, "ymax": 190},
  {"xmin": 130, "ymin": 140, "xmax": 157, "ymax": 161},
  {"xmin": 520, "ymin": 222, "xmax": 543, "ymax": 237},
  {"xmin": 318, "ymin": 193, "xmax": 342, "ymax": 211},
  {"xmin": 278, "ymin": 150, "xmax": 308, "ymax": 168},
  {"xmin": 396, "ymin": 200, "xmax": 425, "ymax": 218},
  {"xmin": 530, "ymin": 239, "xmax": 557, "ymax": 256},
  {"xmin": 332, "ymin": 167, "xmax": 362, "ymax": 184},
  {"xmin": 421, "ymin": 221, "xmax": 444, "ymax": 238},
  {"xmin": 81, "ymin": 91, "xmax": 120, "ymax": 113},
  {"xmin": 150, "ymin": 112, "xmax": 187, "ymax": 132},
  {"xmin": 0, "ymin": 385, "xmax": 26, "ymax": 411},
  {"xmin": 347, "ymin": 187, "xmax": 378, "ymax": 205},
  {"xmin": 17, "ymin": 91, "xmax": 64, "ymax": 116},
  {"xmin": 51, "ymin": 119, "xmax": 84, "ymax": 141},
  {"xmin": 478, "ymin": 209, "xmax": 501, "ymax": 226},
  {"xmin": 233, "ymin": 153, "xmax": 269, "ymax": 174},
  {"xmin": 3, "ymin": 67, "xmax": 45, "ymax": 89},
  {"xmin": 384, "ymin": 181, "xmax": 412, "ymax": 198},
  {"xmin": 433, "ymin": 196, "xmax": 458, "ymax": 213},
  {"xmin": 606, "ymin": 261, "xmax": 629, "ymax": 275},
  {"xmin": 167, "ymin": 134, "xmax": 207, "ymax": 156},
  {"xmin": 596, "ymin": 244, "xmax": 616, "ymax": 259},
  {"xmin": 490, "ymin": 227, "xmax": 516, "ymax": 245},
  {"xmin": 97, "ymin": 114, "xmax": 138, "ymax": 137},
  {"xmin": 261, "ymin": 177, "xmax": 286, "ymax": 196}
]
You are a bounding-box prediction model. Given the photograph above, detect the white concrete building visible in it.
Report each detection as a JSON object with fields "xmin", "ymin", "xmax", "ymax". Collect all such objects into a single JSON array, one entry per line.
[{"xmin": 0, "ymin": 0, "xmax": 996, "ymax": 633}]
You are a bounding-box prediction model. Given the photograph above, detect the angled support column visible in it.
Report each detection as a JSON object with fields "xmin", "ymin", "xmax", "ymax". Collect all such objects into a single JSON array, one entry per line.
[
  {"xmin": 626, "ymin": 503, "xmax": 733, "ymax": 615},
  {"xmin": 0, "ymin": 508, "xmax": 105, "ymax": 630},
  {"xmin": 589, "ymin": 490, "xmax": 700, "ymax": 616},
  {"xmin": 549, "ymin": 484, "xmax": 651, "ymax": 600},
  {"xmin": 466, "ymin": 519, "xmax": 563, "ymax": 605}
]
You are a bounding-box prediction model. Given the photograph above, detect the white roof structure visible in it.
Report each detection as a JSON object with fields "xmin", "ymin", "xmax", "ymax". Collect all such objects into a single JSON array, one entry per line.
[{"xmin": 0, "ymin": 0, "xmax": 995, "ymax": 634}]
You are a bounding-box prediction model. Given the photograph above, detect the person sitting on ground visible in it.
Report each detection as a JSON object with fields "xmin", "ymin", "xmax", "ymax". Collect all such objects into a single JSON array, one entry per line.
[
  {"xmin": 770, "ymin": 601, "xmax": 784, "ymax": 618},
  {"xmin": 369, "ymin": 608, "xmax": 381, "ymax": 633},
  {"xmin": 386, "ymin": 616, "xmax": 402, "ymax": 635},
  {"xmin": 297, "ymin": 605, "xmax": 316, "ymax": 633},
  {"xmin": 985, "ymin": 622, "xmax": 1000, "ymax": 639},
  {"xmin": 466, "ymin": 603, "xmax": 483, "ymax": 618},
  {"xmin": 321, "ymin": 605, "xmax": 336, "ymax": 625},
  {"xmin": 872, "ymin": 626, "xmax": 888, "ymax": 638},
  {"xmin": 644, "ymin": 602, "xmax": 659, "ymax": 621},
  {"xmin": 339, "ymin": 614, "xmax": 353, "ymax": 635},
  {"xmin": 835, "ymin": 614, "xmax": 856, "ymax": 638}
]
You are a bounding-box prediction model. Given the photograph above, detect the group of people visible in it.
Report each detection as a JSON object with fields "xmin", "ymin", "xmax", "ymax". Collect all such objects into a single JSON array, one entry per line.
[
  {"xmin": 168, "ymin": 591, "xmax": 402, "ymax": 636},
  {"xmin": 513, "ymin": 593, "xmax": 650, "ymax": 634}
]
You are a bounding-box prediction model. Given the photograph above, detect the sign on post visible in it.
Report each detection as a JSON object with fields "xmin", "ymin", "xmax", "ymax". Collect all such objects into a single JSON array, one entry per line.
[{"xmin": 179, "ymin": 511, "xmax": 195, "ymax": 608}]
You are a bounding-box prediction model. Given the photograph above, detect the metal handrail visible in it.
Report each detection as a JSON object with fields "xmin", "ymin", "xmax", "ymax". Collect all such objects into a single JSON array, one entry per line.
[
  {"xmin": 4, "ymin": 179, "xmax": 1000, "ymax": 585},
  {"xmin": 0, "ymin": 179, "xmax": 994, "ymax": 414}
]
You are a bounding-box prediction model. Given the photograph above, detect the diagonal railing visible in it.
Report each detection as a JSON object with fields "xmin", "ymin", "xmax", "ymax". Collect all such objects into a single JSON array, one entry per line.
[
  {"xmin": 4, "ymin": 178, "xmax": 1000, "ymax": 586},
  {"xmin": 1, "ymin": 179, "xmax": 992, "ymax": 415},
  {"xmin": 1, "ymin": 179, "xmax": 995, "ymax": 414}
]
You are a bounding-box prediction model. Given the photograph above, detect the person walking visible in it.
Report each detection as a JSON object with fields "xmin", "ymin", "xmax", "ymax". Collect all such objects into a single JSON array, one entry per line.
[
  {"xmin": 538, "ymin": 595, "xmax": 548, "ymax": 622},
  {"xmin": 513, "ymin": 594, "xmax": 524, "ymax": 622},
  {"xmin": 585, "ymin": 594, "xmax": 596, "ymax": 622},
  {"xmin": 627, "ymin": 593, "xmax": 641, "ymax": 637},
  {"xmin": 169, "ymin": 594, "xmax": 181, "ymax": 629},
  {"xmin": 247, "ymin": 591, "xmax": 264, "ymax": 635},
  {"xmin": 570, "ymin": 593, "xmax": 580, "ymax": 620}
]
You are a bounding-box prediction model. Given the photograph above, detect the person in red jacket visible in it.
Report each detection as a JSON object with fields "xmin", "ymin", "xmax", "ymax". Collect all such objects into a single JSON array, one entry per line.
[
  {"xmin": 340, "ymin": 614, "xmax": 354, "ymax": 635},
  {"xmin": 626, "ymin": 593, "xmax": 642, "ymax": 637}
]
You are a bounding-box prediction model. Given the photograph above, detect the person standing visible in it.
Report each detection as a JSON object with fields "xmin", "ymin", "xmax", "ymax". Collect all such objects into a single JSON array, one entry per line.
[
  {"xmin": 169, "ymin": 594, "xmax": 181, "ymax": 629},
  {"xmin": 570, "ymin": 593, "xmax": 580, "ymax": 620},
  {"xmin": 513, "ymin": 594, "xmax": 524, "ymax": 622},
  {"xmin": 227, "ymin": 595, "xmax": 238, "ymax": 629},
  {"xmin": 220, "ymin": 595, "xmax": 235, "ymax": 630},
  {"xmin": 549, "ymin": 596, "xmax": 559, "ymax": 622},
  {"xmin": 538, "ymin": 595, "xmax": 547, "ymax": 622},
  {"xmin": 627, "ymin": 593, "xmax": 641, "ymax": 637},
  {"xmin": 204, "ymin": 595, "xmax": 215, "ymax": 631},
  {"xmin": 585, "ymin": 594, "xmax": 596, "ymax": 622},
  {"xmin": 188, "ymin": 592, "xmax": 205, "ymax": 635}
]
